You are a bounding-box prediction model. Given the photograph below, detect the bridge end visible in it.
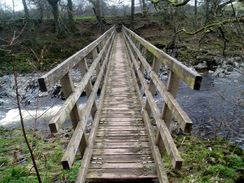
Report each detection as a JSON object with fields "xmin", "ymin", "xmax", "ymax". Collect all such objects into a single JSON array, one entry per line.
[
  {"xmin": 49, "ymin": 123, "xmax": 58, "ymax": 134},
  {"xmin": 173, "ymin": 159, "xmax": 183, "ymax": 170},
  {"xmin": 38, "ymin": 77, "xmax": 48, "ymax": 92},
  {"xmin": 193, "ymin": 75, "xmax": 202, "ymax": 90},
  {"xmin": 184, "ymin": 122, "xmax": 192, "ymax": 134},
  {"xmin": 61, "ymin": 160, "xmax": 71, "ymax": 170}
]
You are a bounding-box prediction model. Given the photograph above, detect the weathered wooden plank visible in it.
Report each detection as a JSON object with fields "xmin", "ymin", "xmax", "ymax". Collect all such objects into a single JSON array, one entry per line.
[
  {"xmin": 94, "ymin": 142, "xmax": 150, "ymax": 148},
  {"xmin": 86, "ymin": 168, "xmax": 157, "ymax": 180},
  {"xmin": 124, "ymin": 31, "xmax": 192, "ymax": 133},
  {"xmin": 95, "ymin": 138, "xmax": 149, "ymax": 143},
  {"xmin": 38, "ymin": 26, "xmax": 115, "ymax": 92},
  {"xmin": 89, "ymin": 162, "xmax": 155, "ymax": 169},
  {"xmin": 61, "ymin": 34, "xmax": 114, "ymax": 170},
  {"xmin": 91, "ymin": 154, "xmax": 153, "ymax": 163},
  {"xmin": 60, "ymin": 72, "xmax": 86, "ymax": 158},
  {"xmin": 99, "ymin": 123, "xmax": 144, "ymax": 127},
  {"xmin": 123, "ymin": 25, "xmax": 202, "ymax": 90},
  {"xmin": 92, "ymin": 148, "xmax": 152, "ymax": 155},
  {"xmin": 48, "ymin": 31, "xmax": 115, "ymax": 133},
  {"xmin": 162, "ymin": 71, "xmax": 180, "ymax": 127},
  {"xmin": 97, "ymin": 132, "xmax": 147, "ymax": 138},
  {"xmin": 145, "ymin": 90, "xmax": 183, "ymax": 170},
  {"xmin": 60, "ymin": 72, "xmax": 81, "ymax": 129},
  {"xmin": 148, "ymin": 57, "xmax": 161, "ymax": 95},
  {"xmin": 96, "ymin": 132, "xmax": 148, "ymax": 137}
]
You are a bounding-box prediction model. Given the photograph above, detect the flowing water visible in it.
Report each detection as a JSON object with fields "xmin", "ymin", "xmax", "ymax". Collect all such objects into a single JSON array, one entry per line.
[{"xmin": 0, "ymin": 70, "xmax": 243, "ymax": 148}]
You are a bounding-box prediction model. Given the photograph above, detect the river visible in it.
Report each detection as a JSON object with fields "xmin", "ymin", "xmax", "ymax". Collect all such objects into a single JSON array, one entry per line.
[{"xmin": 0, "ymin": 70, "xmax": 243, "ymax": 148}]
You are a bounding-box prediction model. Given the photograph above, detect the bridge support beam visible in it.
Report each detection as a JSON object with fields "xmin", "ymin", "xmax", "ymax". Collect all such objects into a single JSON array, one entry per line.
[
  {"xmin": 155, "ymin": 71, "xmax": 179, "ymax": 154},
  {"xmin": 60, "ymin": 72, "xmax": 87, "ymax": 158}
]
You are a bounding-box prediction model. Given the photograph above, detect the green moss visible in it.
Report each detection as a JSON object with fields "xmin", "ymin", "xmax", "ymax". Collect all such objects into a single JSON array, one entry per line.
[{"xmin": 167, "ymin": 135, "xmax": 244, "ymax": 183}]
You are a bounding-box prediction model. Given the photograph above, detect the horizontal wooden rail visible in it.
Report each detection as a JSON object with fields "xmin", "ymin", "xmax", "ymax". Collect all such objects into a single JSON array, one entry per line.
[
  {"xmin": 124, "ymin": 33, "xmax": 183, "ymax": 170},
  {"xmin": 61, "ymin": 34, "xmax": 115, "ymax": 169},
  {"xmin": 124, "ymin": 38, "xmax": 169, "ymax": 183},
  {"xmin": 75, "ymin": 39, "xmax": 114, "ymax": 183},
  {"xmin": 38, "ymin": 26, "xmax": 115, "ymax": 92},
  {"xmin": 123, "ymin": 31, "xmax": 192, "ymax": 133},
  {"xmin": 48, "ymin": 30, "xmax": 115, "ymax": 133},
  {"xmin": 123, "ymin": 25, "xmax": 202, "ymax": 90}
]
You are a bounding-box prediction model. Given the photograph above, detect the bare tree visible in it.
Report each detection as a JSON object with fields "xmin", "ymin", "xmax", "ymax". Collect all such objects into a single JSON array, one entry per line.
[
  {"xmin": 194, "ymin": 0, "xmax": 197, "ymax": 17},
  {"xmin": 22, "ymin": 0, "xmax": 29, "ymax": 21},
  {"xmin": 89, "ymin": 0, "xmax": 104, "ymax": 31},
  {"xmin": 131, "ymin": 0, "xmax": 135, "ymax": 30},
  {"xmin": 37, "ymin": 0, "xmax": 44, "ymax": 23},
  {"xmin": 142, "ymin": 0, "xmax": 147, "ymax": 16},
  {"xmin": 47, "ymin": 0, "xmax": 62, "ymax": 34},
  {"xmin": 67, "ymin": 0, "xmax": 76, "ymax": 30},
  {"xmin": 12, "ymin": 0, "xmax": 15, "ymax": 18}
]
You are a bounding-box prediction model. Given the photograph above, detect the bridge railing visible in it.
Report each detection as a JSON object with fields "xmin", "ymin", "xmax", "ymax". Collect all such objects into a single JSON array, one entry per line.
[
  {"xmin": 38, "ymin": 26, "xmax": 116, "ymax": 170},
  {"xmin": 122, "ymin": 26, "xmax": 202, "ymax": 172}
]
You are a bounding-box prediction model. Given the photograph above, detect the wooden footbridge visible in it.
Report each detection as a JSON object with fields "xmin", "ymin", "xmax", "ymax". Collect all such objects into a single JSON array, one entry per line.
[{"xmin": 38, "ymin": 25, "xmax": 202, "ymax": 183}]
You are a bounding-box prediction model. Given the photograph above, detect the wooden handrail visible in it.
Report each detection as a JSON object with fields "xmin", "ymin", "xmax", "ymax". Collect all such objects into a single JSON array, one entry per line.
[
  {"xmin": 123, "ymin": 31, "xmax": 192, "ymax": 133},
  {"xmin": 48, "ymin": 29, "xmax": 115, "ymax": 133},
  {"xmin": 38, "ymin": 26, "xmax": 115, "ymax": 92},
  {"xmin": 124, "ymin": 36, "xmax": 169, "ymax": 183},
  {"xmin": 124, "ymin": 33, "xmax": 183, "ymax": 170},
  {"xmin": 61, "ymin": 33, "xmax": 115, "ymax": 169},
  {"xmin": 122, "ymin": 25, "xmax": 202, "ymax": 90}
]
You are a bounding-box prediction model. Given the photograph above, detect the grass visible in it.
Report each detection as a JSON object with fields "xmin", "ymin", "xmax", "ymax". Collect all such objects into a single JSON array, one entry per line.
[
  {"xmin": 164, "ymin": 134, "xmax": 244, "ymax": 183},
  {"xmin": 0, "ymin": 127, "xmax": 80, "ymax": 183},
  {"xmin": 0, "ymin": 127, "xmax": 243, "ymax": 183}
]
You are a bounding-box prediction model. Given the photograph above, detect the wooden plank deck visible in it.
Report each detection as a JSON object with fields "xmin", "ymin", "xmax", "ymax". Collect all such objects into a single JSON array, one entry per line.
[{"xmin": 86, "ymin": 33, "xmax": 157, "ymax": 181}]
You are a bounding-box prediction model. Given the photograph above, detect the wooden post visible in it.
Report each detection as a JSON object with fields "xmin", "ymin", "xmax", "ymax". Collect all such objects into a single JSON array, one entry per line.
[
  {"xmin": 148, "ymin": 57, "xmax": 161, "ymax": 95},
  {"xmin": 161, "ymin": 71, "xmax": 180, "ymax": 128},
  {"xmin": 78, "ymin": 58, "xmax": 87, "ymax": 78},
  {"xmin": 155, "ymin": 71, "xmax": 179, "ymax": 151},
  {"xmin": 60, "ymin": 72, "xmax": 81, "ymax": 129},
  {"xmin": 79, "ymin": 58, "xmax": 97, "ymax": 119},
  {"xmin": 60, "ymin": 72, "xmax": 87, "ymax": 158}
]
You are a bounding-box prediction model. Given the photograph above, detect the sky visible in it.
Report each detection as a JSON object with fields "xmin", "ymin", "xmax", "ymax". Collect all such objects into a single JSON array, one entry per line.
[{"xmin": 1, "ymin": 0, "xmax": 195, "ymax": 11}]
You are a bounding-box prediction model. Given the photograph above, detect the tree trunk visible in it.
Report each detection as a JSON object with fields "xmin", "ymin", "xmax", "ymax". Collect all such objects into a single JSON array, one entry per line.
[
  {"xmin": 142, "ymin": 0, "xmax": 147, "ymax": 16},
  {"xmin": 38, "ymin": 0, "xmax": 44, "ymax": 23},
  {"xmin": 67, "ymin": 0, "xmax": 76, "ymax": 31},
  {"xmin": 12, "ymin": 0, "xmax": 15, "ymax": 19},
  {"xmin": 22, "ymin": 0, "xmax": 29, "ymax": 21},
  {"xmin": 96, "ymin": 0, "xmax": 101, "ymax": 20},
  {"xmin": 194, "ymin": 0, "xmax": 197, "ymax": 17},
  {"xmin": 205, "ymin": 0, "xmax": 210, "ymax": 24},
  {"xmin": 47, "ymin": 0, "xmax": 62, "ymax": 34},
  {"xmin": 131, "ymin": 0, "xmax": 135, "ymax": 30}
]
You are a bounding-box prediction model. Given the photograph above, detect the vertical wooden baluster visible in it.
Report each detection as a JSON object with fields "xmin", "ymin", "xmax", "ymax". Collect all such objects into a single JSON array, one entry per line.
[
  {"xmin": 60, "ymin": 72, "xmax": 81, "ymax": 129},
  {"xmin": 60, "ymin": 72, "xmax": 87, "ymax": 157},
  {"xmin": 79, "ymin": 58, "xmax": 97, "ymax": 119},
  {"xmin": 145, "ymin": 57, "xmax": 160, "ymax": 118},
  {"xmin": 155, "ymin": 71, "xmax": 179, "ymax": 153},
  {"xmin": 162, "ymin": 71, "xmax": 180, "ymax": 128},
  {"xmin": 148, "ymin": 57, "xmax": 161, "ymax": 95},
  {"xmin": 93, "ymin": 48, "xmax": 100, "ymax": 85}
]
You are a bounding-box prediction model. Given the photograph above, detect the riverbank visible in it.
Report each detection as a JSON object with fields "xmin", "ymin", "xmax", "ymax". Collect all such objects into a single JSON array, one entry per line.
[
  {"xmin": 0, "ymin": 127, "xmax": 243, "ymax": 183},
  {"xmin": 1, "ymin": 62, "xmax": 243, "ymax": 148}
]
